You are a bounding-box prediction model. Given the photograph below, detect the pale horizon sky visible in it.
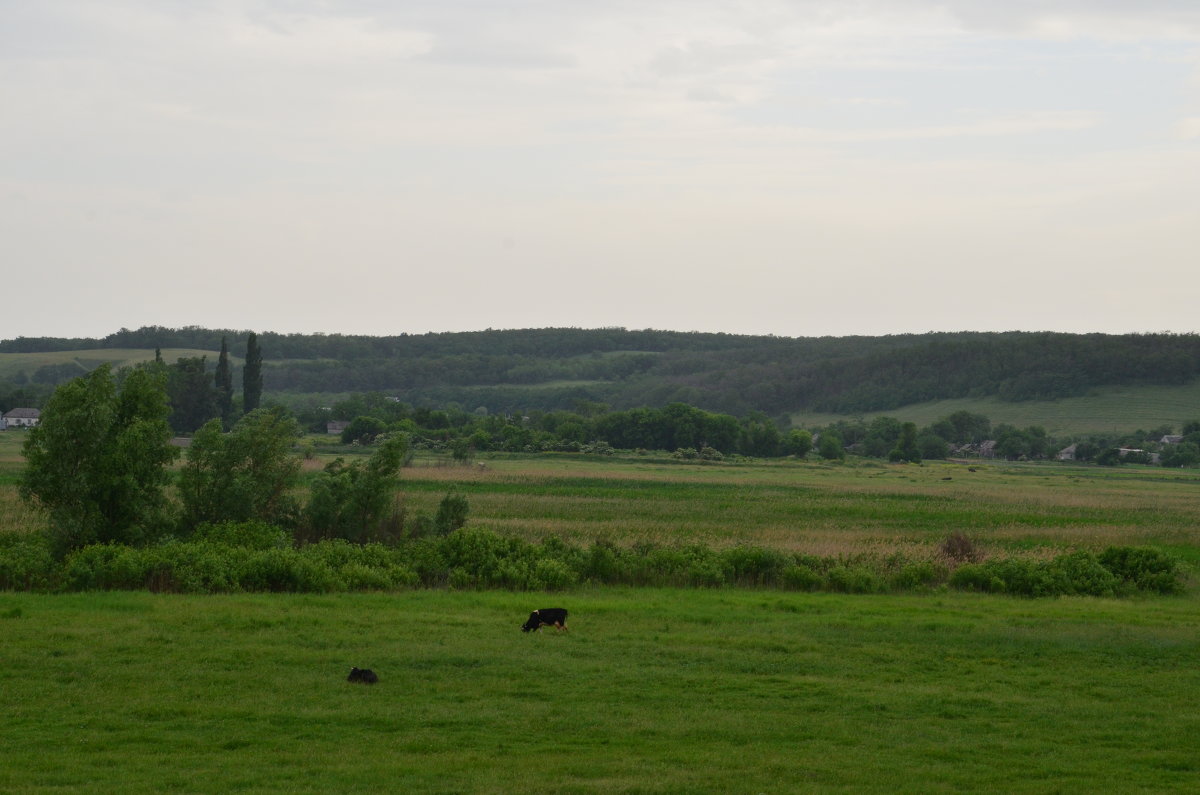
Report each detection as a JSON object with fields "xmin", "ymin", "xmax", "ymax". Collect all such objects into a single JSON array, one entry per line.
[{"xmin": 3, "ymin": 1, "xmax": 1199, "ymax": 341}]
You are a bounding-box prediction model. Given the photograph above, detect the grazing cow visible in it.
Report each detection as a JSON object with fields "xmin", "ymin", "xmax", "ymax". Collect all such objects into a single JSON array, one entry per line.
[
  {"xmin": 347, "ymin": 667, "xmax": 379, "ymax": 684},
  {"xmin": 522, "ymin": 608, "xmax": 569, "ymax": 633}
]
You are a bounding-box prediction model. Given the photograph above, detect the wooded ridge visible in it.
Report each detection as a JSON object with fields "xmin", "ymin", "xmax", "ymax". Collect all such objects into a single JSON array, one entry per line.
[{"xmin": 3, "ymin": 327, "xmax": 1198, "ymax": 417}]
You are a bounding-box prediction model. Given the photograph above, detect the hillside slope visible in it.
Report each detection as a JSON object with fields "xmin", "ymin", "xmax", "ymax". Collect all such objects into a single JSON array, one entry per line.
[{"xmin": 3, "ymin": 328, "xmax": 1198, "ymax": 430}]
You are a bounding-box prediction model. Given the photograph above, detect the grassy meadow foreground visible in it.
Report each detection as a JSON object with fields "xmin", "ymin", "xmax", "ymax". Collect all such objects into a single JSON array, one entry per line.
[
  {"xmin": 3, "ymin": 431, "xmax": 1200, "ymax": 790},
  {"xmin": 2, "ymin": 590, "xmax": 1198, "ymax": 793}
]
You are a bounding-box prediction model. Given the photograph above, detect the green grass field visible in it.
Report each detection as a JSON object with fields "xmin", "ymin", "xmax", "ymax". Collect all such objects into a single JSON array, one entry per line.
[
  {"xmin": 0, "ymin": 349, "xmax": 223, "ymax": 382},
  {"xmin": 4, "ymin": 432, "xmax": 1200, "ymax": 791},
  {"xmin": 391, "ymin": 452, "xmax": 1200, "ymax": 565},
  {"xmin": 2, "ymin": 589, "xmax": 1198, "ymax": 793}
]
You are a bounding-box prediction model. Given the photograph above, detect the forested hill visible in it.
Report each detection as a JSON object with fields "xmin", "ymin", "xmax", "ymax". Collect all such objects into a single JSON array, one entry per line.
[{"xmin": 2, "ymin": 327, "xmax": 1198, "ymax": 416}]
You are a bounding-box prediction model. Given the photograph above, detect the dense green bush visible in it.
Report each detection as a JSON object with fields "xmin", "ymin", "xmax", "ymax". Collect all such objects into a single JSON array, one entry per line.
[
  {"xmin": 948, "ymin": 564, "xmax": 1005, "ymax": 593},
  {"xmin": 0, "ymin": 528, "xmax": 1186, "ymax": 597},
  {"xmin": 0, "ymin": 532, "xmax": 56, "ymax": 590},
  {"xmin": 1041, "ymin": 551, "xmax": 1119, "ymax": 597},
  {"xmin": 193, "ymin": 520, "xmax": 290, "ymax": 550},
  {"xmin": 946, "ymin": 547, "xmax": 1180, "ymax": 597},
  {"xmin": 1098, "ymin": 546, "xmax": 1182, "ymax": 594},
  {"xmin": 827, "ymin": 565, "xmax": 884, "ymax": 594},
  {"xmin": 722, "ymin": 546, "xmax": 791, "ymax": 586},
  {"xmin": 889, "ymin": 561, "xmax": 946, "ymax": 590},
  {"xmin": 779, "ymin": 564, "xmax": 824, "ymax": 591}
]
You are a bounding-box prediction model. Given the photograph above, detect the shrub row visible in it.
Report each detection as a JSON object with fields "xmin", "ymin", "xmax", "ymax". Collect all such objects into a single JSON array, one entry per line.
[
  {"xmin": 0, "ymin": 526, "xmax": 1185, "ymax": 596},
  {"xmin": 948, "ymin": 548, "xmax": 1185, "ymax": 596}
]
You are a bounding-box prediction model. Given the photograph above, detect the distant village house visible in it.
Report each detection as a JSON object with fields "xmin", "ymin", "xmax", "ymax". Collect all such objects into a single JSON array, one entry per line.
[{"xmin": 1, "ymin": 407, "xmax": 40, "ymax": 429}]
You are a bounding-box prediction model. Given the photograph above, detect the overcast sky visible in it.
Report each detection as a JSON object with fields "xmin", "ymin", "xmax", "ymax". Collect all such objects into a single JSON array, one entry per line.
[{"xmin": 3, "ymin": 1, "xmax": 1199, "ymax": 340}]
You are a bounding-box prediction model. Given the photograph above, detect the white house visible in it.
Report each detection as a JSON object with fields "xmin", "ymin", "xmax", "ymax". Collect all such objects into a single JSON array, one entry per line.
[{"xmin": 2, "ymin": 407, "xmax": 40, "ymax": 428}]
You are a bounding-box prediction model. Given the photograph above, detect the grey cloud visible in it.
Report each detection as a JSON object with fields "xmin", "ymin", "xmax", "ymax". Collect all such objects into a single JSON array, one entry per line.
[
  {"xmin": 420, "ymin": 40, "xmax": 577, "ymax": 70},
  {"xmin": 649, "ymin": 41, "xmax": 778, "ymax": 78}
]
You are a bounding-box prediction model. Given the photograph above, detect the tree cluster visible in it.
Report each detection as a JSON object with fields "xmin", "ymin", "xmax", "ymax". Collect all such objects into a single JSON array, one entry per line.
[{"xmin": 19, "ymin": 366, "xmax": 413, "ymax": 556}]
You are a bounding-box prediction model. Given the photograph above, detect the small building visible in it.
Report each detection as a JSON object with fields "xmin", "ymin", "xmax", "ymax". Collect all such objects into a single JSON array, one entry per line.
[
  {"xmin": 2, "ymin": 407, "xmax": 40, "ymax": 428},
  {"xmin": 326, "ymin": 420, "xmax": 350, "ymax": 435},
  {"xmin": 1057, "ymin": 444, "xmax": 1078, "ymax": 461},
  {"xmin": 1160, "ymin": 435, "xmax": 1184, "ymax": 445},
  {"xmin": 978, "ymin": 440, "xmax": 997, "ymax": 459}
]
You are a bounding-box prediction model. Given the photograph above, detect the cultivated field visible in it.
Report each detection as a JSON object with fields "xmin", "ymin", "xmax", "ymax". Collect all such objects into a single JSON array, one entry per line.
[
  {"xmin": 0, "ymin": 349, "xmax": 222, "ymax": 383},
  {"xmin": 2, "ymin": 433, "xmax": 1199, "ymax": 791},
  {"xmin": 391, "ymin": 451, "xmax": 1200, "ymax": 566}
]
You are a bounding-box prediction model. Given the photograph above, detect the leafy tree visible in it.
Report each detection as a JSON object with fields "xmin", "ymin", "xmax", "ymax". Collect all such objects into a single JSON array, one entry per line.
[
  {"xmin": 450, "ymin": 437, "xmax": 473, "ymax": 462},
  {"xmin": 931, "ymin": 411, "xmax": 991, "ymax": 444},
  {"xmin": 467, "ymin": 429, "xmax": 492, "ymax": 451},
  {"xmin": 303, "ymin": 433, "xmax": 410, "ymax": 542},
  {"xmin": 434, "ymin": 491, "xmax": 470, "ymax": 535},
  {"xmin": 1122, "ymin": 449, "xmax": 1153, "ymax": 465},
  {"xmin": 177, "ymin": 408, "xmax": 302, "ymax": 531},
  {"xmin": 19, "ymin": 365, "xmax": 178, "ymax": 554},
  {"xmin": 739, "ymin": 412, "xmax": 781, "ymax": 457},
  {"xmin": 993, "ymin": 424, "xmax": 1049, "ymax": 460},
  {"xmin": 785, "ymin": 429, "xmax": 814, "ymax": 458},
  {"xmin": 168, "ymin": 356, "xmax": 217, "ymax": 433},
  {"xmin": 341, "ymin": 415, "xmax": 388, "ymax": 445},
  {"xmin": 1161, "ymin": 441, "xmax": 1200, "ymax": 468},
  {"xmin": 243, "ymin": 332, "xmax": 263, "ymax": 414},
  {"xmin": 916, "ymin": 432, "xmax": 948, "ymax": 460},
  {"xmin": 214, "ymin": 336, "xmax": 234, "ymax": 428},
  {"xmin": 818, "ymin": 432, "xmax": 844, "ymax": 460},
  {"xmin": 888, "ymin": 422, "xmax": 921, "ymax": 463},
  {"xmin": 863, "ymin": 416, "xmax": 903, "ymax": 457},
  {"xmin": 0, "ymin": 382, "xmax": 51, "ymax": 413}
]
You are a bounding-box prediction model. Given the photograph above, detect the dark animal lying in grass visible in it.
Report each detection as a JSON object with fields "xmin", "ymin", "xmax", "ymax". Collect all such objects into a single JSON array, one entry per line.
[
  {"xmin": 347, "ymin": 667, "xmax": 378, "ymax": 684},
  {"xmin": 522, "ymin": 608, "xmax": 568, "ymax": 632}
]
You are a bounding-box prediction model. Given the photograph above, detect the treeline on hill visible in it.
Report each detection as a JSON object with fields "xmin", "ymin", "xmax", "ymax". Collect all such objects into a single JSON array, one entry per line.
[
  {"xmin": 11, "ymin": 340, "xmax": 1200, "ymax": 466},
  {"xmin": 302, "ymin": 394, "xmax": 1200, "ymax": 468},
  {"xmin": 4, "ymin": 327, "xmax": 1200, "ymax": 416}
]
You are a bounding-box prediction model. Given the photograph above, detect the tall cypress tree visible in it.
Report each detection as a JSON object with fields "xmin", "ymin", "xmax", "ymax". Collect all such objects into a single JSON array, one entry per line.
[
  {"xmin": 167, "ymin": 356, "xmax": 217, "ymax": 434},
  {"xmin": 214, "ymin": 336, "xmax": 234, "ymax": 427},
  {"xmin": 242, "ymin": 333, "xmax": 263, "ymax": 415}
]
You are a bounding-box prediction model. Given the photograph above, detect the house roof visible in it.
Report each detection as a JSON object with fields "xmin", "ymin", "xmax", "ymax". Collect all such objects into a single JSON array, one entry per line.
[{"xmin": 2, "ymin": 407, "xmax": 40, "ymax": 419}]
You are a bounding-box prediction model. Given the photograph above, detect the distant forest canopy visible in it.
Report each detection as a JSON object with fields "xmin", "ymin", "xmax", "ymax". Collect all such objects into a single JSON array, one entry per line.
[{"xmin": 2, "ymin": 326, "xmax": 1199, "ymax": 417}]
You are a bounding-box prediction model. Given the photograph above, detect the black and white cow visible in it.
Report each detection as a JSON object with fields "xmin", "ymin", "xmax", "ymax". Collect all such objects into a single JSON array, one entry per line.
[{"xmin": 521, "ymin": 608, "xmax": 568, "ymax": 632}]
